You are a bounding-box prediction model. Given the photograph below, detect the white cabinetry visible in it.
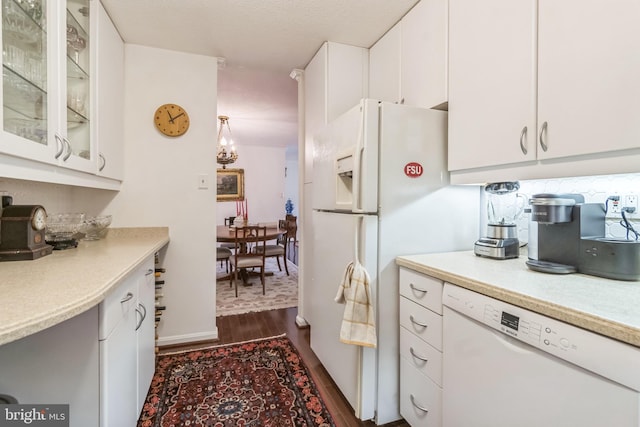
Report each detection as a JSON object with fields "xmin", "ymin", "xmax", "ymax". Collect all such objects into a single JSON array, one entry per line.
[
  {"xmin": 303, "ymin": 41, "xmax": 368, "ymax": 183},
  {"xmin": 95, "ymin": 1, "xmax": 124, "ymax": 180},
  {"xmin": 448, "ymin": 0, "xmax": 640, "ymax": 175},
  {"xmin": 369, "ymin": 0, "xmax": 448, "ymax": 109},
  {"xmin": 136, "ymin": 259, "xmax": 156, "ymax": 412},
  {"xmin": 399, "ymin": 267, "xmax": 443, "ymax": 427},
  {"xmin": 99, "ymin": 257, "xmax": 155, "ymax": 427},
  {"xmin": 0, "ymin": 0, "xmax": 122, "ymax": 189},
  {"xmin": 0, "ymin": 308, "xmax": 100, "ymax": 427}
]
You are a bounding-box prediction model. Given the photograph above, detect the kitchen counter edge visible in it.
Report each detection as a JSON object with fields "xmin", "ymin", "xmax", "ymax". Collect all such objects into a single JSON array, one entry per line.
[
  {"xmin": 0, "ymin": 227, "xmax": 170, "ymax": 346},
  {"xmin": 396, "ymin": 251, "xmax": 640, "ymax": 348}
]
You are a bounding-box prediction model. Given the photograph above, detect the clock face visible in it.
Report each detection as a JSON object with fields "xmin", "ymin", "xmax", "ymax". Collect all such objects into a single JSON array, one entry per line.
[
  {"xmin": 154, "ymin": 103, "xmax": 190, "ymax": 137},
  {"xmin": 32, "ymin": 207, "xmax": 46, "ymax": 231}
]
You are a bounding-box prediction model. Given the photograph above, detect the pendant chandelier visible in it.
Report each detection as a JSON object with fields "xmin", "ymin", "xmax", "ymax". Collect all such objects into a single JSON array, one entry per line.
[{"xmin": 216, "ymin": 115, "xmax": 238, "ymax": 168}]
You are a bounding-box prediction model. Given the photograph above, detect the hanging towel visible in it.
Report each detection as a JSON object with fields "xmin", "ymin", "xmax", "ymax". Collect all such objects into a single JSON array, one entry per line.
[{"xmin": 334, "ymin": 262, "xmax": 377, "ymax": 348}]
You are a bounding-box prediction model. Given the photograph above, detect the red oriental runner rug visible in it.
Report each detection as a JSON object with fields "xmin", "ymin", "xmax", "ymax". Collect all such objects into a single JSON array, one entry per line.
[{"xmin": 137, "ymin": 335, "xmax": 336, "ymax": 427}]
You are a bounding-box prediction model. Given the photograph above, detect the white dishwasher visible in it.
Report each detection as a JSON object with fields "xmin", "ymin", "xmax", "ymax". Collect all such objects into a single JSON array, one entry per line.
[{"xmin": 442, "ymin": 283, "xmax": 640, "ymax": 427}]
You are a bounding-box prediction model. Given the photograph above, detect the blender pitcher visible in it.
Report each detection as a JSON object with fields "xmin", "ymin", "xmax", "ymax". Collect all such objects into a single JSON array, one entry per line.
[
  {"xmin": 474, "ymin": 181, "xmax": 524, "ymax": 260},
  {"xmin": 486, "ymin": 182, "xmax": 526, "ymax": 227}
]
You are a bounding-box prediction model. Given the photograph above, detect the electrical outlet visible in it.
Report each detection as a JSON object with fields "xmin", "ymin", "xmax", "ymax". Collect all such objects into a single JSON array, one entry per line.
[
  {"xmin": 609, "ymin": 196, "xmax": 621, "ymax": 215},
  {"xmin": 624, "ymin": 194, "xmax": 638, "ymax": 213}
]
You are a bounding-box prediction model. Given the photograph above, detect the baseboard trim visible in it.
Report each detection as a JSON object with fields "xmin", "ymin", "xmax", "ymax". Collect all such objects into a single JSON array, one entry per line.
[
  {"xmin": 157, "ymin": 329, "xmax": 219, "ymax": 347},
  {"xmin": 295, "ymin": 315, "xmax": 309, "ymax": 328}
]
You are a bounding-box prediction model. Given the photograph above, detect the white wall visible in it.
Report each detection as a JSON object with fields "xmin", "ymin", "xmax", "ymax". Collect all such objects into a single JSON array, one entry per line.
[
  {"xmin": 104, "ymin": 44, "xmax": 219, "ymax": 345},
  {"xmin": 215, "ymin": 145, "xmax": 287, "ymax": 224}
]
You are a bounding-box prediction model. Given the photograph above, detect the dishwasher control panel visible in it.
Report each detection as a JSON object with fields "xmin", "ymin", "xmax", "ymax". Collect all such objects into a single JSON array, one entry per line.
[{"xmin": 442, "ymin": 283, "xmax": 640, "ymax": 392}]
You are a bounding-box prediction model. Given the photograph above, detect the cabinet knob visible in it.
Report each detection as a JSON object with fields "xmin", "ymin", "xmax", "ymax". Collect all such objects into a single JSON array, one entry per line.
[
  {"xmin": 62, "ymin": 138, "xmax": 72, "ymax": 161},
  {"xmin": 54, "ymin": 134, "xmax": 64, "ymax": 159},
  {"xmin": 409, "ymin": 283, "xmax": 428, "ymax": 294},
  {"xmin": 520, "ymin": 126, "xmax": 528, "ymax": 155},
  {"xmin": 409, "ymin": 315, "xmax": 428, "ymax": 328},
  {"xmin": 410, "ymin": 394, "xmax": 429, "ymax": 413},
  {"xmin": 539, "ymin": 121, "xmax": 549, "ymax": 152}
]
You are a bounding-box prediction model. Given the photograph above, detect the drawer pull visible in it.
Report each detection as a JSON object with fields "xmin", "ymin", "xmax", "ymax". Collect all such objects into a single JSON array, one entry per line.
[
  {"xmin": 410, "ymin": 394, "xmax": 429, "ymax": 413},
  {"xmin": 409, "ymin": 283, "xmax": 428, "ymax": 294},
  {"xmin": 409, "ymin": 347, "xmax": 429, "ymax": 362},
  {"xmin": 120, "ymin": 292, "xmax": 134, "ymax": 303},
  {"xmin": 145, "ymin": 269, "xmax": 154, "ymax": 276},
  {"xmin": 409, "ymin": 315, "xmax": 428, "ymax": 328}
]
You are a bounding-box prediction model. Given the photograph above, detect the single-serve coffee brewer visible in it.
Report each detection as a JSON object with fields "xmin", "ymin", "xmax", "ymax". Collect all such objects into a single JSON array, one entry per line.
[
  {"xmin": 474, "ymin": 181, "xmax": 526, "ymax": 260},
  {"xmin": 527, "ymin": 193, "xmax": 640, "ymax": 281}
]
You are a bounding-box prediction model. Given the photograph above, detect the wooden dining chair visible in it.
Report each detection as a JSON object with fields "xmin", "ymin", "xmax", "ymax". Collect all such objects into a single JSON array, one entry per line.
[
  {"xmin": 216, "ymin": 246, "xmax": 232, "ymax": 272},
  {"xmin": 229, "ymin": 225, "xmax": 267, "ymax": 297},
  {"xmin": 253, "ymin": 223, "xmax": 290, "ymax": 275},
  {"xmin": 220, "ymin": 216, "xmax": 237, "ymax": 252}
]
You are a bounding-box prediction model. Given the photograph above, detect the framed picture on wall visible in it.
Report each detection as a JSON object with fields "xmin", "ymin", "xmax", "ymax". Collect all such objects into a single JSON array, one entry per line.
[{"xmin": 217, "ymin": 168, "xmax": 245, "ymax": 201}]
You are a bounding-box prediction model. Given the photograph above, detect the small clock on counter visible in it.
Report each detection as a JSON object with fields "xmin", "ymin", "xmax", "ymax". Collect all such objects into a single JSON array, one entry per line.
[{"xmin": 0, "ymin": 197, "xmax": 52, "ymax": 261}]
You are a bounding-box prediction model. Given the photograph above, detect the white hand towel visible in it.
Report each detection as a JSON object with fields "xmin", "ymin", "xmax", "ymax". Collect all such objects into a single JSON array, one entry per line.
[{"xmin": 334, "ymin": 262, "xmax": 376, "ymax": 348}]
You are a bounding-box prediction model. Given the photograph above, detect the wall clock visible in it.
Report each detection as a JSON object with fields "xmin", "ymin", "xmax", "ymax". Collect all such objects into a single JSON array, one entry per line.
[{"xmin": 154, "ymin": 103, "xmax": 190, "ymax": 137}]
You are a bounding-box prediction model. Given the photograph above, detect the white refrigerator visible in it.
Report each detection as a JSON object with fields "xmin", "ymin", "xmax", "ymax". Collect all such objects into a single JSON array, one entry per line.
[{"xmin": 309, "ymin": 99, "xmax": 480, "ymax": 424}]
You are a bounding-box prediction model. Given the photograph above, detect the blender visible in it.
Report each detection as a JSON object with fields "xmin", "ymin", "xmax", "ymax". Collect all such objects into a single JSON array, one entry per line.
[{"xmin": 474, "ymin": 181, "xmax": 526, "ymax": 259}]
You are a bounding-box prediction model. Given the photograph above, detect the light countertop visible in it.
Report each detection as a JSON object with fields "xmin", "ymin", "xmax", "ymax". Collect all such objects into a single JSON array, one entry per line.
[
  {"xmin": 396, "ymin": 251, "xmax": 640, "ymax": 348},
  {"xmin": 0, "ymin": 227, "xmax": 169, "ymax": 346}
]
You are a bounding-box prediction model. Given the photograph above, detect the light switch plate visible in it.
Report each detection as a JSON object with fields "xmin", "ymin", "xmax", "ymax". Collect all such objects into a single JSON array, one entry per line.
[{"xmin": 197, "ymin": 174, "xmax": 209, "ymax": 189}]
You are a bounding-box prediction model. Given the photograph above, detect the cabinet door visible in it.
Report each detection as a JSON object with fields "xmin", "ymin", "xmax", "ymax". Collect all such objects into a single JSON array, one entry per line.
[
  {"xmin": 448, "ymin": 0, "xmax": 537, "ymax": 171},
  {"xmin": 537, "ymin": 0, "xmax": 640, "ymax": 160},
  {"xmin": 303, "ymin": 43, "xmax": 326, "ymax": 184},
  {"xmin": 369, "ymin": 24, "xmax": 401, "ymax": 104},
  {"xmin": 326, "ymin": 42, "xmax": 368, "ymax": 123},
  {"xmin": 401, "ymin": 0, "xmax": 448, "ymax": 109},
  {"xmin": 100, "ymin": 282, "xmax": 138, "ymax": 427},
  {"xmin": 136, "ymin": 260, "xmax": 156, "ymax": 413},
  {"xmin": 95, "ymin": 1, "xmax": 123, "ymax": 180},
  {"xmin": 0, "ymin": 0, "xmax": 56, "ymax": 164},
  {"xmin": 57, "ymin": 0, "xmax": 94, "ymax": 173}
]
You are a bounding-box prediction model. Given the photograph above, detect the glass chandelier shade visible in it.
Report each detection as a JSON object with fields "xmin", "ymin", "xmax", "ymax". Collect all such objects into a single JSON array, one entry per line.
[{"xmin": 216, "ymin": 115, "xmax": 238, "ymax": 168}]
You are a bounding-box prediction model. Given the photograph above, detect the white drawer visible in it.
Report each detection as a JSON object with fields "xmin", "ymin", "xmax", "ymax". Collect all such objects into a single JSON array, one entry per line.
[
  {"xmin": 400, "ymin": 357, "xmax": 442, "ymax": 427},
  {"xmin": 400, "ymin": 326, "xmax": 442, "ymax": 386},
  {"xmin": 399, "ymin": 267, "xmax": 443, "ymax": 314},
  {"xmin": 99, "ymin": 270, "xmax": 138, "ymax": 340},
  {"xmin": 400, "ymin": 296, "xmax": 443, "ymax": 350}
]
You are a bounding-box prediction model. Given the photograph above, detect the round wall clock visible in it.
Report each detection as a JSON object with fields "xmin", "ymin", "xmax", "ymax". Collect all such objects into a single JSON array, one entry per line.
[{"xmin": 154, "ymin": 103, "xmax": 190, "ymax": 137}]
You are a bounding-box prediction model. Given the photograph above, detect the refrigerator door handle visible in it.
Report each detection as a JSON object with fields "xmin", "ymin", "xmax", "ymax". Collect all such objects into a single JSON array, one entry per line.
[
  {"xmin": 353, "ymin": 215, "xmax": 362, "ymax": 264},
  {"xmin": 352, "ymin": 103, "xmax": 365, "ymax": 213}
]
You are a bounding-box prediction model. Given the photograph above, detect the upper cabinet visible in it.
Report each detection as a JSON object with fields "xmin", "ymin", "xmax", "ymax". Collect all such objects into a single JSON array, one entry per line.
[
  {"xmin": 0, "ymin": 0, "xmax": 93, "ymax": 171},
  {"xmin": 0, "ymin": 0, "xmax": 122, "ymax": 189},
  {"xmin": 95, "ymin": 1, "xmax": 123, "ymax": 180},
  {"xmin": 303, "ymin": 41, "xmax": 368, "ymax": 183},
  {"xmin": 448, "ymin": 0, "xmax": 640, "ymax": 174},
  {"xmin": 369, "ymin": 0, "xmax": 448, "ymax": 109}
]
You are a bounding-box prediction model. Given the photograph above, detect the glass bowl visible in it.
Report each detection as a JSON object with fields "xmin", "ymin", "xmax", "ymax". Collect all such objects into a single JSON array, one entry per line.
[
  {"xmin": 81, "ymin": 215, "xmax": 112, "ymax": 241},
  {"xmin": 45, "ymin": 213, "xmax": 86, "ymax": 242}
]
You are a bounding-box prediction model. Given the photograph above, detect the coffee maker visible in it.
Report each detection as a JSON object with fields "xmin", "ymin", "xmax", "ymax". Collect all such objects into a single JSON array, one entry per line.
[
  {"xmin": 527, "ymin": 193, "xmax": 640, "ymax": 280},
  {"xmin": 527, "ymin": 194, "xmax": 603, "ymax": 273},
  {"xmin": 474, "ymin": 181, "xmax": 526, "ymax": 260}
]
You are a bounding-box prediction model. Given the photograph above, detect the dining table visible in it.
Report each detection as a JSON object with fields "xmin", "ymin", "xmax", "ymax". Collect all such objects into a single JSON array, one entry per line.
[{"xmin": 216, "ymin": 225, "xmax": 286, "ymax": 285}]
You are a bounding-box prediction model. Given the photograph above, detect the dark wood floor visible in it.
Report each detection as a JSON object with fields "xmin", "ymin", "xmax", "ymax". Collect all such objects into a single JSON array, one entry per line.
[{"xmin": 159, "ymin": 307, "xmax": 409, "ymax": 427}]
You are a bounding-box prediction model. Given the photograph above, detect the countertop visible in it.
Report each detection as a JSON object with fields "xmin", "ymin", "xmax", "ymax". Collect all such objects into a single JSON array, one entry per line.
[
  {"xmin": 396, "ymin": 251, "xmax": 640, "ymax": 348},
  {"xmin": 0, "ymin": 227, "xmax": 170, "ymax": 346}
]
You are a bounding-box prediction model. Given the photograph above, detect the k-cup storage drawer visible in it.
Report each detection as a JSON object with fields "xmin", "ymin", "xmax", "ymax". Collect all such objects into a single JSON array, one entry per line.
[
  {"xmin": 400, "ymin": 326, "xmax": 443, "ymax": 386},
  {"xmin": 400, "ymin": 357, "xmax": 442, "ymax": 427},
  {"xmin": 399, "ymin": 267, "xmax": 443, "ymax": 314},
  {"xmin": 400, "ymin": 296, "xmax": 443, "ymax": 351}
]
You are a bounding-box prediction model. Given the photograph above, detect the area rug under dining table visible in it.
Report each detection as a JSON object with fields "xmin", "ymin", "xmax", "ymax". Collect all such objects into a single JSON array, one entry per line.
[
  {"xmin": 216, "ymin": 258, "xmax": 298, "ymax": 317},
  {"xmin": 137, "ymin": 335, "xmax": 335, "ymax": 427}
]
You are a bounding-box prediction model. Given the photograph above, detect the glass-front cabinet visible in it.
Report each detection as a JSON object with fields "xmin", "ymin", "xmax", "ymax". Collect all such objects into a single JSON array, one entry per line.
[{"xmin": 1, "ymin": 0, "xmax": 93, "ymax": 172}]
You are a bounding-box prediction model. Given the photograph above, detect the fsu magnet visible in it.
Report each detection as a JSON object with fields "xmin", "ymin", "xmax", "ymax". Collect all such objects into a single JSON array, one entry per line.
[{"xmin": 404, "ymin": 162, "xmax": 423, "ymax": 178}]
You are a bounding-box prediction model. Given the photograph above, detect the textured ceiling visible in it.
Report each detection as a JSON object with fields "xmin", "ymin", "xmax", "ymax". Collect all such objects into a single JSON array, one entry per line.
[{"xmin": 100, "ymin": 0, "xmax": 420, "ymax": 149}]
